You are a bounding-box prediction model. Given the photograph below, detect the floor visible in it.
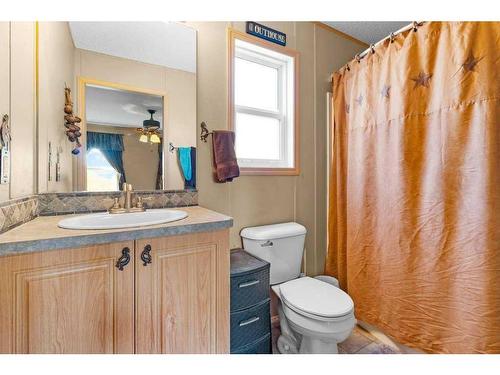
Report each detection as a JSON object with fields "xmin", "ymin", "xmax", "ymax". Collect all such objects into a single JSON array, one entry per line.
[{"xmin": 271, "ymin": 323, "xmax": 403, "ymax": 354}]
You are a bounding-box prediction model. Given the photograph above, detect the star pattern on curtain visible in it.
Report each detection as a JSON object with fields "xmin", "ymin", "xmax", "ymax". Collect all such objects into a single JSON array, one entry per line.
[
  {"xmin": 381, "ymin": 85, "xmax": 391, "ymax": 98},
  {"xmin": 355, "ymin": 95, "xmax": 363, "ymax": 106},
  {"xmin": 329, "ymin": 22, "xmax": 500, "ymax": 354},
  {"xmin": 411, "ymin": 72, "xmax": 433, "ymax": 88},
  {"xmin": 462, "ymin": 52, "xmax": 483, "ymax": 72}
]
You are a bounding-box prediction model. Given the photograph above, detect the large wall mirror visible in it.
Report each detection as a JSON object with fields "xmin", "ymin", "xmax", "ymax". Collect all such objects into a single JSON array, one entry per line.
[
  {"xmin": 37, "ymin": 22, "xmax": 197, "ymax": 193},
  {"xmin": 83, "ymin": 81, "xmax": 165, "ymax": 192}
]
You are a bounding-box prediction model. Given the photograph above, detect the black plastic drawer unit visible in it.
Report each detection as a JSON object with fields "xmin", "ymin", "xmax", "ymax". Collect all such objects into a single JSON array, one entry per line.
[
  {"xmin": 232, "ymin": 333, "xmax": 272, "ymax": 354},
  {"xmin": 230, "ymin": 249, "xmax": 271, "ymax": 354}
]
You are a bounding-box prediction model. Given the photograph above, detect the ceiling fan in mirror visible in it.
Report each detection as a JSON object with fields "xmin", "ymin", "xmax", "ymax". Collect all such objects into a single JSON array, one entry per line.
[{"xmin": 136, "ymin": 109, "xmax": 161, "ymax": 144}]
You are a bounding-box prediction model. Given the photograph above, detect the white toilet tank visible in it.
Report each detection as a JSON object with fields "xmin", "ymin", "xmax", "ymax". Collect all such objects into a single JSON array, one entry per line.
[{"xmin": 240, "ymin": 222, "xmax": 306, "ymax": 285}]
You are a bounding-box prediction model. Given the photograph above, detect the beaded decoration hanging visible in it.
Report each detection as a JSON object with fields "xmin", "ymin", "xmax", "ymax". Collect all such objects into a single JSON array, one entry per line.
[{"xmin": 64, "ymin": 85, "xmax": 82, "ymax": 155}]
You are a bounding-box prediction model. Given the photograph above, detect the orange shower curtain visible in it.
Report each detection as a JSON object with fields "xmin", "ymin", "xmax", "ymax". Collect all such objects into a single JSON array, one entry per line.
[{"xmin": 326, "ymin": 22, "xmax": 500, "ymax": 354}]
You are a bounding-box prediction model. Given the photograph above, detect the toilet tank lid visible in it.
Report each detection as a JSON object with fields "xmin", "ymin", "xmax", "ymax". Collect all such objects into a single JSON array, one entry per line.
[{"xmin": 240, "ymin": 222, "xmax": 306, "ymax": 241}]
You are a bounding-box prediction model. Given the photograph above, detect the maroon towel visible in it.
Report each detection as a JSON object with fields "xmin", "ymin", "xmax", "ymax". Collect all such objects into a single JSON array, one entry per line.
[{"xmin": 212, "ymin": 130, "xmax": 240, "ymax": 183}]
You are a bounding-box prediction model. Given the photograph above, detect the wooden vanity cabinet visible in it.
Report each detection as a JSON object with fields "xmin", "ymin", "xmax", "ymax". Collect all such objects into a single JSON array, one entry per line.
[
  {"xmin": 135, "ymin": 230, "xmax": 230, "ymax": 354},
  {"xmin": 0, "ymin": 229, "xmax": 230, "ymax": 354},
  {"xmin": 0, "ymin": 241, "xmax": 135, "ymax": 354}
]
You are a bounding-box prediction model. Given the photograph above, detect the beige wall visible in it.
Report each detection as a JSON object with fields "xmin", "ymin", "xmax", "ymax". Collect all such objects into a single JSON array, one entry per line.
[
  {"xmin": 38, "ymin": 22, "xmax": 75, "ymax": 193},
  {"xmin": 9, "ymin": 22, "xmax": 37, "ymax": 199},
  {"xmin": 188, "ymin": 22, "xmax": 364, "ymax": 275},
  {"xmin": 163, "ymin": 69, "xmax": 196, "ymax": 190},
  {"xmin": 0, "ymin": 21, "xmax": 38, "ymax": 202},
  {"xmin": 122, "ymin": 134, "xmax": 160, "ymax": 190},
  {"xmin": 74, "ymin": 49, "xmax": 196, "ymax": 191},
  {"xmin": 0, "ymin": 23, "xmax": 10, "ymax": 202}
]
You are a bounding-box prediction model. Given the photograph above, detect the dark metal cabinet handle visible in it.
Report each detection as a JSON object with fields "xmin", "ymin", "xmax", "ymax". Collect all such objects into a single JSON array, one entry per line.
[
  {"xmin": 239, "ymin": 316, "xmax": 260, "ymax": 327},
  {"xmin": 141, "ymin": 244, "xmax": 152, "ymax": 266},
  {"xmin": 116, "ymin": 247, "xmax": 131, "ymax": 271},
  {"xmin": 238, "ymin": 279, "xmax": 260, "ymax": 288}
]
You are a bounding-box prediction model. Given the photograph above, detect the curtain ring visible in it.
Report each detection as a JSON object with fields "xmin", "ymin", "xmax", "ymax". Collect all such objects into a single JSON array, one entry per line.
[
  {"xmin": 390, "ymin": 32, "xmax": 396, "ymax": 43},
  {"xmin": 370, "ymin": 44, "xmax": 375, "ymax": 54},
  {"xmin": 355, "ymin": 54, "xmax": 361, "ymax": 63},
  {"xmin": 413, "ymin": 21, "xmax": 419, "ymax": 32}
]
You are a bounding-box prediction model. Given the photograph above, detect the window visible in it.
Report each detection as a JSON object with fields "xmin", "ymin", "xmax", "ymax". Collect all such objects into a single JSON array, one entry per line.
[
  {"xmin": 86, "ymin": 148, "xmax": 120, "ymax": 191},
  {"xmin": 229, "ymin": 29, "xmax": 299, "ymax": 175}
]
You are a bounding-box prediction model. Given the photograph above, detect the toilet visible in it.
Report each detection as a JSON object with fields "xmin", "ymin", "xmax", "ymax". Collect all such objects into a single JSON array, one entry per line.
[{"xmin": 241, "ymin": 222, "xmax": 356, "ymax": 354}]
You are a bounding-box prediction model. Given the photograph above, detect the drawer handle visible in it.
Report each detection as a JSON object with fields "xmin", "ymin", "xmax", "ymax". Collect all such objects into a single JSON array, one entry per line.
[
  {"xmin": 238, "ymin": 279, "xmax": 260, "ymax": 288},
  {"xmin": 239, "ymin": 316, "xmax": 260, "ymax": 327},
  {"xmin": 116, "ymin": 247, "xmax": 131, "ymax": 271},
  {"xmin": 261, "ymin": 240, "xmax": 273, "ymax": 247},
  {"xmin": 141, "ymin": 244, "xmax": 152, "ymax": 266}
]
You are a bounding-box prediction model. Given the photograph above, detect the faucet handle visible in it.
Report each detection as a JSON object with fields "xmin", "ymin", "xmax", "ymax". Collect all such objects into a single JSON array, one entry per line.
[
  {"xmin": 135, "ymin": 196, "xmax": 144, "ymax": 209},
  {"xmin": 112, "ymin": 197, "xmax": 121, "ymax": 209}
]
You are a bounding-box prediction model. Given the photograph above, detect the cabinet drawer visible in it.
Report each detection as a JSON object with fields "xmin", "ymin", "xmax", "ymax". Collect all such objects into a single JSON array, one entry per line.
[
  {"xmin": 231, "ymin": 333, "xmax": 271, "ymax": 354},
  {"xmin": 231, "ymin": 267, "xmax": 269, "ymax": 311},
  {"xmin": 230, "ymin": 299, "xmax": 270, "ymax": 350}
]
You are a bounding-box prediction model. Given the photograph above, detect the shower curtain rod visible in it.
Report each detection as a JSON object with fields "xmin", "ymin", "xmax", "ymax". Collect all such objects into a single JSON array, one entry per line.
[
  {"xmin": 358, "ymin": 22, "xmax": 422, "ymax": 58},
  {"xmin": 334, "ymin": 21, "xmax": 424, "ymax": 75}
]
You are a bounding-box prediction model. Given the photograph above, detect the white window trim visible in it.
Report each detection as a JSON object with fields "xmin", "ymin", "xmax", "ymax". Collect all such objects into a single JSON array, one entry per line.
[{"xmin": 228, "ymin": 28, "xmax": 299, "ymax": 176}]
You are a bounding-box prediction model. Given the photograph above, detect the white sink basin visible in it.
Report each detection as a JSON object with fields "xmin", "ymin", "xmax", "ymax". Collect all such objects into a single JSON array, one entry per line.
[{"xmin": 58, "ymin": 209, "xmax": 188, "ymax": 230}]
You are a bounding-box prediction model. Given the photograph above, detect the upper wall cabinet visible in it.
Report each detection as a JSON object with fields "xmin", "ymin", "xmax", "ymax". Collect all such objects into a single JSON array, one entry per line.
[{"xmin": 38, "ymin": 22, "xmax": 197, "ymax": 193}]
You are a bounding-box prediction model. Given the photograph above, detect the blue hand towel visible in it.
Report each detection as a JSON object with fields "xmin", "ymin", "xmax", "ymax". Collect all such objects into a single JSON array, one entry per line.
[
  {"xmin": 185, "ymin": 147, "xmax": 196, "ymax": 189},
  {"xmin": 178, "ymin": 147, "xmax": 192, "ymax": 181}
]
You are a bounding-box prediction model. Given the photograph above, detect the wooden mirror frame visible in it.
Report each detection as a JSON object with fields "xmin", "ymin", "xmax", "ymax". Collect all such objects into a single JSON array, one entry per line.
[{"xmin": 75, "ymin": 77, "xmax": 167, "ymax": 192}]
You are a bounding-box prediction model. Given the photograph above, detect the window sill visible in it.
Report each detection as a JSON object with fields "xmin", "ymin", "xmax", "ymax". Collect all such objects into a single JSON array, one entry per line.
[{"xmin": 239, "ymin": 167, "xmax": 300, "ymax": 176}]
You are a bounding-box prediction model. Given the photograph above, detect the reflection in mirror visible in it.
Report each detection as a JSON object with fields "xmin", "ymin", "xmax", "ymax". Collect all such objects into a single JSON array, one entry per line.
[
  {"xmin": 84, "ymin": 84, "xmax": 164, "ymax": 192},
  {"xmin": 37, "ymin": 21, "xmax": 196, "ymax": 193}
]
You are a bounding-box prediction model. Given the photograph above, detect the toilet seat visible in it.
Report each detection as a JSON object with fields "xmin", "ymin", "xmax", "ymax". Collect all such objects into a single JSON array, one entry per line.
[{"xmin": 280, "ymin": 277, "xmax": 354, "ymax": 320}]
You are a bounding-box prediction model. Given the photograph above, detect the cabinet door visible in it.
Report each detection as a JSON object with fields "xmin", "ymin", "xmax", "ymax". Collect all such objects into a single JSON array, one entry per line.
[
  {"xmin": 135, "ymin": 230, "xmax": 230, "ymax": 354},
  {"xmin": 0, "ymin": 242, "xmax": 135, "ymax": 353}
]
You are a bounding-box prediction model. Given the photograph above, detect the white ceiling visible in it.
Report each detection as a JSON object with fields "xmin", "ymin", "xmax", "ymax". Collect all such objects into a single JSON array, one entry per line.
[
  {"xmin": 69, "ymin": 22, "xmax": 196, "ymax": 73},
  {"xmin": 86, "ymin": 85, "xmax": 163, "ymax": 129},
  {"xmin": 323, "ymin": 22, "xmax": 410, "ymax": 45}
]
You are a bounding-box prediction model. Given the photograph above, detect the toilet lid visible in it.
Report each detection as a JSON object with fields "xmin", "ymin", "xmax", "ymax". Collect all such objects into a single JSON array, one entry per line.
[{"xmin": 280, "ymin": 277, "xmax": 354, "ymax": 318}]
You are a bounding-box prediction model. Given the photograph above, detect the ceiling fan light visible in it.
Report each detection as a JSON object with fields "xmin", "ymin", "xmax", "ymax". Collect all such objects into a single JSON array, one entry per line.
[
  {"xmin": 150, "ymin": 133, "xmax": 161, "ymax": 144},
  {"xmin": 139, "ymin": 134, "xmax": 148, "ymax": 143},
  {"xmin": 143, "ymin": 109, "xmax": 160, "ymax": 129}
]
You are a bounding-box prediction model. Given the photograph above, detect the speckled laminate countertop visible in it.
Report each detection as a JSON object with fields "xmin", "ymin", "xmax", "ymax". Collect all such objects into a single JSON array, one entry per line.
[{"xmin": 0, "ymin": 206, "xmax": 233, "ymax": 256}]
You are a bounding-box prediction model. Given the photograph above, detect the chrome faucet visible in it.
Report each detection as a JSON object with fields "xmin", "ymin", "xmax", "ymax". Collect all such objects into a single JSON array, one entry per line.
[{"xmin": 109, "ymin": 183, "xmax": 146, "ymax": 214}]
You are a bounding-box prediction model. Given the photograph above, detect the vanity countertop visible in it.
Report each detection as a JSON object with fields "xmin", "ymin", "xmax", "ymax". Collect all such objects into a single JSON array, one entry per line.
[{"xmin": 0, "ymin": 206, "xmax": 233, "ymax": 256}]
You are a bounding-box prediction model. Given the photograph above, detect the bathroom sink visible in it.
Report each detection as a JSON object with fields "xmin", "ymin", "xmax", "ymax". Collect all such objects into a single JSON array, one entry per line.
[{"xmin": 58, "ymin": 209, "xmax": 188, "ymax": 230}]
